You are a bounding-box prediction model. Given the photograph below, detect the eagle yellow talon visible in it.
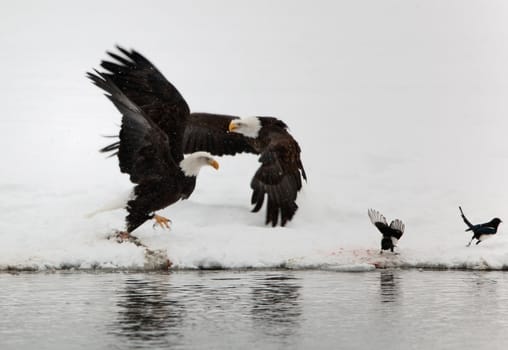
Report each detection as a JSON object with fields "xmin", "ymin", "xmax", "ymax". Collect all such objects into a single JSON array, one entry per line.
[{"xmin": 153, "ymin": 214, "xmax": 172, "ymax": 230}]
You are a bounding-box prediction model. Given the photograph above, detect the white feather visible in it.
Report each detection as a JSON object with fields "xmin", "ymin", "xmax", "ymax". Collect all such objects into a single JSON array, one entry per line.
[
  {"xmin": 478, "ymin": 234, "xmax": 493, "ymax": 242},
  {"xmin": 390, "ymin": 219, "xmax": 405, "ymax": 234},
  {"xmin": 179, "ymin": 151, "xmax": 213, "ymax": 177},
  {"xmin": 85, "ymin": 190, "xmax": 134, "ymax": 218},
  {"xmin": 231, "ymin": 116, "xmax": 262, "ymax": 138},
  {"xmin": 368, "ymin": 208, "xmax": 388, "ymax": 226}
]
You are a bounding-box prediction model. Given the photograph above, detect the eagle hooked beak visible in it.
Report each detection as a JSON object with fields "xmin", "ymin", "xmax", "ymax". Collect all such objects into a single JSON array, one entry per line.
[
  {"xmin": 209, "ymin": 159, "xmax": 220, "ymax": 170},
  {"xmin": 228, "ymin": 121, "xmax": 238, "ymax": 132}
]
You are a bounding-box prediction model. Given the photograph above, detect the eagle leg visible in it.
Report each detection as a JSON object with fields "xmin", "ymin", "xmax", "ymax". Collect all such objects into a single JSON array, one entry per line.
[{"xmin": 152, "ymin": 214, "xmax": 172, "ymax": 230}]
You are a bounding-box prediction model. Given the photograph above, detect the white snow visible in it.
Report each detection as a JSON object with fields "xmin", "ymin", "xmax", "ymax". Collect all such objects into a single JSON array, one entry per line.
[{"xmin": 2, "ymin": 1, "xmax": 508, "ymax": 271}]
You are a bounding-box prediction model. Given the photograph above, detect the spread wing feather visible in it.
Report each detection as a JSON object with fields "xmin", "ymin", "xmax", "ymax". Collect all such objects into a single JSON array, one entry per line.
[
  {"xmin": 98, "ymin": 46, "xmax": 190, "ymax": 163},
  {"xmin": 368, "ymin": 209, "xmax": 388, "ymax": 227},
  {"xmin": 251, "ymin": 136, "xmax": 306, "ymax": 226},
  {"xmin": 88, "ymin": 71, "xmax": 178, "ymax": 181},
  {"xmin": 88, "ymin": 71, "xmax": 182, "ymax": 233},
  {"xmin": 389, "ymin": 219, "xmax": 405, "ymax": 239},
  {"xmin": 368, "ymin": 209, "xmax": 404, "ymax": 238},
  {"xmin": 183, "ymin": 113, "xmax": 306, "ymax": 227}
]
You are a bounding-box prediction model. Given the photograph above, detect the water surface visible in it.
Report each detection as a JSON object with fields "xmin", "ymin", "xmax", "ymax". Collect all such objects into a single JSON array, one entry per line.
[{"xmin": 1, "ymin": 270, "xmax": 508, "ymax": 349}]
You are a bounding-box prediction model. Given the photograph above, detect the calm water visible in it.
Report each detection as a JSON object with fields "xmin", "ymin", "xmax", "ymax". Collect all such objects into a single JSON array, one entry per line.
[{"xmin": 1, "ymin": 270, "xmax": 508, "ymax": 350}]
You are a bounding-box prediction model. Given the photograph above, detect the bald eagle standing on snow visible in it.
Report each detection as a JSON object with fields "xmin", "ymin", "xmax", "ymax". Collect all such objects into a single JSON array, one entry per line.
[
  {"xmin": 88, "ymin": 49, "xmax": 219, "ymax": 235},
  {"xmin": 184, "ymin": 113, "xmax": 307, "ymax": 226}
]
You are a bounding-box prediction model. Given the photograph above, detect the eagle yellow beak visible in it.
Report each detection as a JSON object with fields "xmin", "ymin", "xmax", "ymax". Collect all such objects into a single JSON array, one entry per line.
[
  {"xmin": 209, "ymin": 159, "xmax": 219, "ymax": 170},
  {"xmin": 228, "ymin": 121, "xmax": 237, "ymax": 132}
]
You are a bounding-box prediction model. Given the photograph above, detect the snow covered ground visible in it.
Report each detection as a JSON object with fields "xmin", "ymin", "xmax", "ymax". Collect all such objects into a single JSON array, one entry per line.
[{"xmin": 2, "ymin": 0, "xmax": 508, "ymax": 270}]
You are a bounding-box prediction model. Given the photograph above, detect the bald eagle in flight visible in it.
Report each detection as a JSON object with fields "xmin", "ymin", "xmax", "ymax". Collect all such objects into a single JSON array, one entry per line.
[
  {"xmin": 183, "ymin": 113, "xmax": 307, "ymax": 226},
  {"xmin": 91, "ymin": 46, "xmax": 306, "ymax": 227},
  {"xmin": 88, "ymin": 49, "xmax": 219, "ymax": 235}
]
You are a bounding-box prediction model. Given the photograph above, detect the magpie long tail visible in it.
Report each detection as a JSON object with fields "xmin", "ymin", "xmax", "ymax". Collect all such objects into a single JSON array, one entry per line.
[{"xmin": 459, "ymin": 206, "xmax": 474, "ymax": 231}]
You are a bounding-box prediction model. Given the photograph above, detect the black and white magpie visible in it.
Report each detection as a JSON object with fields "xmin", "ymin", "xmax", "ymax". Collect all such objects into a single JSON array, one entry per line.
[
  {"xmin": 459, "ymin": 206, "xmax": 502, "ymax": 246},
  {"xmin": 368, "ymin": 209, "xmax": 405, "ymax": 253}
]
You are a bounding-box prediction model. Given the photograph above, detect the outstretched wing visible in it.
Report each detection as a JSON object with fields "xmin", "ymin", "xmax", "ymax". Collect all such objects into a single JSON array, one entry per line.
[
  {"xmin": 250, "ymin": 134, "xmax": 306, "ymax": 226},
  {"xmin": 88, "ymin": 71, "xmax": 183, "ymax": 232},
  {"xmin": 389, "ymin": 219, "xmax": 405, "ymax": 239},
  {"xmin": 97, "ymin": 46, "xmax": 190, "ymax": 163},
  {"xmin": 183, "ymin": 113, "xmax": 258, "ymax": 156},
  {"xmin": 88, "ymin": 71, "xmax": 179, "ymax": 182},
  {"xmin": 368, "ymin": 209, "xmax": 391, "ymax": 234}
]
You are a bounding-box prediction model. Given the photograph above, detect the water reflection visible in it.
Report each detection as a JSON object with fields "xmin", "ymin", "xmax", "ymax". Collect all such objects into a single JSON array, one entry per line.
[
  {"xmin": 469, "ymin": 272, "xmax": 500, "ymax": 304},
  {"xmin": 379, "ymin": 270, "xmax": 400, "ymax": 303},
  {"xmin": 112, "ymin": 277, "xmax": 185, "ymax": 347},
  {"xmin": 251, "ymin": 274, "xmax": 302, "ymax": 337},
  {"xmin": 3, "ymin": 271, "xmax": 508, "ymax": 350}
]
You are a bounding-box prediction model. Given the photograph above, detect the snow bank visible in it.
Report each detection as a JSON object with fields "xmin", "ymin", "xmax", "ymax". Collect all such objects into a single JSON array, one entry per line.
[{"xmin": 2, "ymin": 180, "xmax": 508, "ymax": 271}]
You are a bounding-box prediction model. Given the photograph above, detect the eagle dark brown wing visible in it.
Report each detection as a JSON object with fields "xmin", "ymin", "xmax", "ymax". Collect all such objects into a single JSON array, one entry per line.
[
  {"xmin": 184, "ymin": 113, "xmax": 306, "ymax": 227},
  {"xmin": 183, "ymin": 113, "xmax": 258, "ymax": 156},
  {"xmin": 88, "ymin": 71, "xmax": 183, "ymax": 232},
  {"xmin": 98, "ymin": 46, "xmax": 190, "ymax": 163},
  {"xmin": 250, "ymin": 133, "xmax": 307, "ymax": 227}
]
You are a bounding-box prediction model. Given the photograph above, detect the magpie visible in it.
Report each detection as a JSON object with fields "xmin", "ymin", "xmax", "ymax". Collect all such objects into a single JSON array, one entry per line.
[
  {"xmin": 368, "ymin": 209, "xmax": 405, "ymax": 253},
  {"xmin": 459, "ymin": 206, "xmax": 502, "ymax": 247}
]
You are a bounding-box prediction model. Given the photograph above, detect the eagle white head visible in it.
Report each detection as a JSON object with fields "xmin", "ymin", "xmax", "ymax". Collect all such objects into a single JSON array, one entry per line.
[
  {"xmin": 228, "ymin": 117, "xmax": 262, "ymax": 138},
  {"xmin": 179, "ymin": 151, "xmax": 219, "ymax": 177}
]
